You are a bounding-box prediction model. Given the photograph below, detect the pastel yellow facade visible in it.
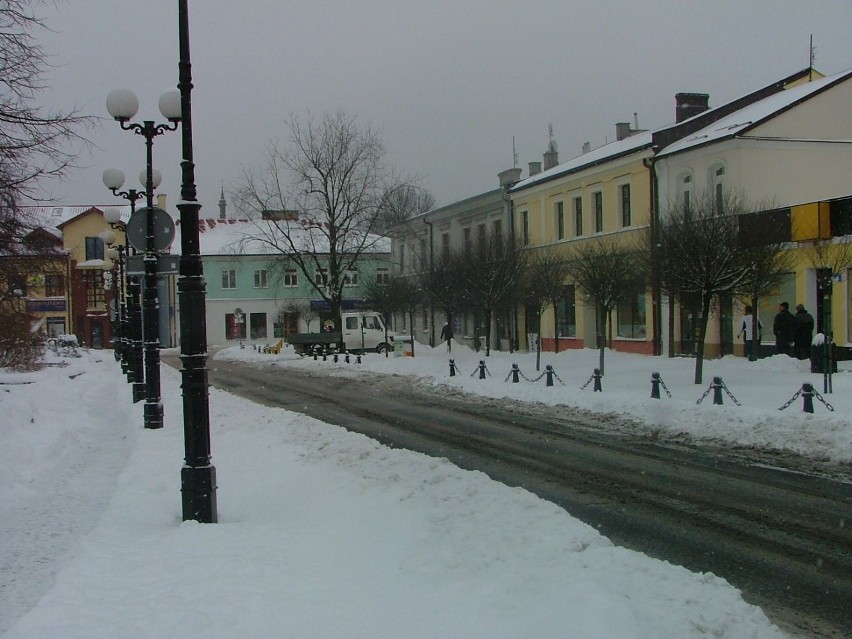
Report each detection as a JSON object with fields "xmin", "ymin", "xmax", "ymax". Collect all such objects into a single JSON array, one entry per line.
[{"xmin": 510, "ymin": 135, "xmax": 655, "ymax": 353}]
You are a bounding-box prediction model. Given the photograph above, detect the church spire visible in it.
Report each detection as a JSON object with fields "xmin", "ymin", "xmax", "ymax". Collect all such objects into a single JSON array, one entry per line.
[{"xmin": 218, "ymin": 182, "xmax": 227, "ymax": 220}]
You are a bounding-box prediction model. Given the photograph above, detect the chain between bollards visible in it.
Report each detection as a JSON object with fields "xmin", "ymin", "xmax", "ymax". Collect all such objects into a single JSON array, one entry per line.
[
  {"xmin": 471, "ymin": 360, "xmax": 491, "ymax": 379},
  {"xmin": 778, "ymin": 382, "xmax": 835, "ymax": 413},
  {"xmin": 650, "ymin": 371, "xmax": 672, "ymax": 399},
  {"xmin": 696, "ymin": 376, "xmax": 741, "ymax": 406},
  {"xmin": 531, "ymin": 364, "xmax": 564, "ymax": 386},
  {"xmin": 581, "ymin": 368, "xmax": 602, "ymax": 392},
  {"xmin": 504, "ymin": 363, "xmax": 533, "ymax": 383}
]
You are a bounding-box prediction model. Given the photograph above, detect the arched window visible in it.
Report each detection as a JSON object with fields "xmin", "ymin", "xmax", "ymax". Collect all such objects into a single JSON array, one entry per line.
[
  {"xmin": 677, "ymin": 172, "xmax": 693, "ymax": 215},
  {"xmin": 709, "ymin": 163, "xmax": 726, "ymax": 213}
]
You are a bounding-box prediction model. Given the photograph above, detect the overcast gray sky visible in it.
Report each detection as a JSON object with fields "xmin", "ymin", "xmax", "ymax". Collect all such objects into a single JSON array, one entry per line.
[{"xmin": 37, "ymin": 0, "xmax": 852, "ymax": 215}]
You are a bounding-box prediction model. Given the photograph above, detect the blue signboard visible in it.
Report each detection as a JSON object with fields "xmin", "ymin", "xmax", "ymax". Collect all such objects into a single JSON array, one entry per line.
[{"xmin": 27, "ymin": 299, "xmax": 66, "ymax": 312}]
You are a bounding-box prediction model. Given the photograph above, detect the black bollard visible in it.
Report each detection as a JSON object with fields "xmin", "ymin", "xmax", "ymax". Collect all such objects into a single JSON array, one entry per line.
[
  {"xmin": 511, "ymin": 363, "xmax": 520, "ymax": 383},
  {"xmin": 712, "ymin": 376, "xmax": 724, "ymax": 405},
  {"xmin": 478, "ymin": 360, "xmax": 487, "ymax": 380},
  {"xmin": 545, "ymin": 365, "xmax": 555, "ymax": 387},
  {"xmin": 449, "ymin": 359, "xmax": 457, "ymax": 377},
  {"xmin": 313, "ymin": 346, "xmax": 318, "ymax": 361},
  {"xmin": 593, "ymin": 368, "xmax": 602, "ymax": 392},
  {"xmin": 801, "ymin": 383, "xmax": 815, "ymax": 413},
  {"xmin": 651, "ymin": 372, "xmax": 661, "ymax": 399},
  {"xmin": 356, "ymin": 354, "xmax": 362, "ymax": 364},
  {"xmin": 345, "ymin": 351, "xmax": 350, "ymax": 364},
  {"xmin": 333, "ymin": 351, "xmax": 339, "ymax": 363}
]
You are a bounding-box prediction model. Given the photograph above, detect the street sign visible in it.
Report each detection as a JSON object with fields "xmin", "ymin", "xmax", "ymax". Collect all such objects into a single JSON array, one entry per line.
[
  {"xmin": 125, "ymin": 206, "xmax": 176, "ymax": 253},
  {"xmin": 125, "ymin": 254, "xmax": 180, "ymax": 276}
]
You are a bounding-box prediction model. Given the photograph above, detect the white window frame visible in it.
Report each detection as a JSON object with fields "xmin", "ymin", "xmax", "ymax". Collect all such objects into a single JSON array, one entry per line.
[
  {"xmin": 618, "ymin": 182, "xmax": 631, "ymax": 228},
  {"xmin": 221, "ymin": 269, "xmax": 237, "ymax": 289},
  {"xmin": 253, "ymin": 269, "xmax": 268, "ymax": 289},
  {"xmin": 344, "ymin": 269, "xmax": 359, "ymax": 287},
  {"xmin": 283, "ymin": 269, "xmax": 298, "ymax": 287},
  {"xmin": 573, "ymin": 195, "xmax": 583, "ymax": 237}
]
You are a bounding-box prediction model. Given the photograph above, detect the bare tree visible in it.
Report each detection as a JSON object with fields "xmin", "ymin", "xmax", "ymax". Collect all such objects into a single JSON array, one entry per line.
[
  {"xmin": 1, "ymin": 1, "xmax": 92, "ymax": 207},
  {"xmin": 735, "ymin": 235, "xmax": 796, "ymax": 362},
  {"xmin": 570, "ymin": 238, "xmax": 646, "ymax": 376},
  {"xmin": 420, "ymin": 248, "xmax": 467, "ymax": 353},
  {"xmin": 657, "ymin": 192, "xmax": 754, "ymax": 384},
  {"xmin": 374, "ymin": 184, "xmax": 434, "ymax": 234},
  {"xmin": 280, "ymin": 300, "xmax": 318, "ymax": 333},
  {"xmin": 461, "ymin": 232, "xmax": 525, "ymax": 356},
  {"xmin": 232, "ymin": 110, "xmax": 410, "ymax": 329},
  {"xmin": 362, "ymin": 272, "xmax": 420, "ymax": 357},
  {"xmin": 518, "ymin": 248, "xmax": 567, "ymax": 370}
]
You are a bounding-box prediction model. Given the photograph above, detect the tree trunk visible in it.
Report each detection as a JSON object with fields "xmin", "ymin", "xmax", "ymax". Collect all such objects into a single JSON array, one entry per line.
[
  {"xmin": 484, "ymin": 309, "xmax": 493, "ymax": 356},
  {"xmin": 668, "ymin": 294, "xmax": 675, "ymax": 358},
  {"xmin": 694, "ymin": 292, "xmax": 713, "ymax": 384},
  {"xmin": 552, "ymin": 303, "xmax": 560, "ymax": 354},
  {"xmin": 408, "ymin": 311, "xmax": 415, "ymax": 358},
  {"xmin": 598, "ymin": 304, "xmax": 606, "ymax": 376},
  {"xmin": 749, "ymin": 294, "xmax": 759, "ymax": 362}
]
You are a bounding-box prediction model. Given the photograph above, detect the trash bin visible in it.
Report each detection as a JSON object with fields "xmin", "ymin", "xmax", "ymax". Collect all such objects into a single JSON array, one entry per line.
[{"xmin": 810, "ymin": 344, "xmax": 837, "ymax": 374}]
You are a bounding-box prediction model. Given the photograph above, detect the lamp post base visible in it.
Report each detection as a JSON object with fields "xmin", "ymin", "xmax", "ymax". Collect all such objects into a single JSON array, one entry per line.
[
  {"xmin": 144, "ymin": 401, "xmax": 164, "ymax": 429},
  {"xmin": 132, "ymin": 382, "xmax": 145, "ymax": 403},
  {"xmin": 181, "ymin": 465, "xmax": 217, "ymax": 523}
]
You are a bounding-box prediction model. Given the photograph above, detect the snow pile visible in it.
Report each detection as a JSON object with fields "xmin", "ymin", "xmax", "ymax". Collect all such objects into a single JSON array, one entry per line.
[{"xmin": 3, "ymin": 344, "xmax": 836, "ymax": 637}]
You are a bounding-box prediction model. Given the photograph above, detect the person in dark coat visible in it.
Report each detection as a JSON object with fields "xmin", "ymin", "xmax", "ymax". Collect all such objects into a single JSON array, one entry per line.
[
  {"xmin": 772, "ymin": 301, "xmax": 795, "ymax": 355},
  {"xmin": 793, "ymin": 304, "xmax": 815, "ymax": 360},
  {"xmin": 440, "ymin": 321, "xmax": 453, "ymax": 351}
]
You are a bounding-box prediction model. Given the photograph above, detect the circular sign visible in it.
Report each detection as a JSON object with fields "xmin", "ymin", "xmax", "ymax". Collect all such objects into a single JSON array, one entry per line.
[
  {"xmin": 126, "ymin": 206, "xmax": 176, "ymax": 253},
  {"xmin": 234, "ymin": 307, "xmax": 244, "ymax": 322}
]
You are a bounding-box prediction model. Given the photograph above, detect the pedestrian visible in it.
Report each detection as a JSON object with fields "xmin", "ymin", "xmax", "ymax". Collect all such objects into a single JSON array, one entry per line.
[
  {"xmin": 737, "ymin": 305, "xmax": 762, "ymax": 360},
  {"xmin": 772, "ymin": 301, "xmax": 795, "ymax": 356},
  {"xmin": 793, "ymin": 304, "xmax": 815, "ymax": 360},
  {"xmin": 440, "ymin": 321, "xmax": 453, "ymax": 352}
]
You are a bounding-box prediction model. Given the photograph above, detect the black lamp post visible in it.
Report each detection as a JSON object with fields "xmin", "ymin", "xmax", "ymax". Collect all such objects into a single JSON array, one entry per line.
[
  {"xmin": 106, "ymin": 89, "xmax": 181, "ymax": 429},
  {"xmin": 176, "ymin": 0, "xmax": 217, "ymax": 522},
  {"xmin": 103, "ymin": 170, "xmax": 159, "ymax": 401}
]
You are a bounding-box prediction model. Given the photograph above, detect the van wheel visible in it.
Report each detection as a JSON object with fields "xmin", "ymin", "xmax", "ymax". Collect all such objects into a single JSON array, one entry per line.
[{"xmin": 376, "ymin": 343, "xmax": 389, "ymax": 354}]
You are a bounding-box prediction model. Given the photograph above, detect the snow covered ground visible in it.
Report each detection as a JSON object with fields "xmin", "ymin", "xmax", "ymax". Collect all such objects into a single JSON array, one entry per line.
[{"xmin": 1, "ymin": 342, "xmax": 849, "ymax": 638}]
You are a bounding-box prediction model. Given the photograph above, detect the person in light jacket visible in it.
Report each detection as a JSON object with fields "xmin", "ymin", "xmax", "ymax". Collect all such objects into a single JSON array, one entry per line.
[{"xmin": 737, "ymin": 305, "xmax": 762, "ymax": 360}]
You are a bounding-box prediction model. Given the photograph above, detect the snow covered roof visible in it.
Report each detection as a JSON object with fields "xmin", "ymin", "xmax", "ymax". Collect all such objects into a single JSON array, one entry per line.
[
  {"xmin": 511, "ymin": 131, "xmax": 654, "ymax": 192},
  {"xmin": 171, "ymin": 217, "xmax": 391, "ymax": 257},
  {"xmin": 657, "ymin": 70, "xmax": 852, "ymax": 157},
  {"xmin": 20, "ymin": 205, "xmax": 132, "ymax": 232}
]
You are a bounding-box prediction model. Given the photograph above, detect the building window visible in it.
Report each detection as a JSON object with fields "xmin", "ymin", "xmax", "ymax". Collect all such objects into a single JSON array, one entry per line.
[
  {"xmin": 84, "ymin": 271, "xmax": 105, "ymax": 308},
  {"xmin": 250, "ymin": 312, "xmax": 267, "ymax": 339},
  {"xmin": 283, "ymin": 269, "xmax": 298, "ymax": 287},
  {"xmin": 344, "ymin": 269, "xmax": 359, "ymax": 287},
  {"xmin": 399, "ymin": 243, "xmax": 405, "ymax": 270},
  {"xmin": 10, "ymin": 274, "xmax": 27, "ymax": 297},
  {"xmin": 492, "ymin": 219, "xmax": 503, "ymax": 255},
  {"xmin": 573, "ymin": 196, "xmax": 583, "ymax": 237},
  {"xmin": 521, "ymin": 210, "xmax": 529, "ymax": 245},
  {"xmin": 617, "ymin": 291, "xmax": 646, "ymax": 338},
  {"xmin": 221, "ymin": 269, "xmax": 236, "ymax": 289},
  {"xmin": 45, "ymin": 273, "xmax": 65, "ymax": 297},
  {"xmin": 555, "ymin": 201, "xmax": 565, "ymax": 240},
  {"xmin": 557, "ymin": 284, "xmax": 576, "ymax": 337},
  {"xmin": 376, "ymin": 267, "xmax": 390, "ymax": 285},
  {"xmin": 441, "ymin": 233, "xmax": 450, "ymax": 264},
  {"xmin": 85, "ymin": 236, "xmax": 104, "ymax": 261},
  {"xmin": 620, "ymin": 183, "xmax": 631, "ymax": 227},
  {"xmin": 314, "ymin": 268, "xmax": 329, "ymax": 286},
  {"xmin": 593, "ymin": 191, "xmax": 603, "ymax": 233},
  {"xmin": 711, "ymin": 164, "xmax": 726, "ymax": 213},
  {"xmin": 463, "ymin": 227, "xmax": 472, "ymax": 255},
  {"xmin": 678, "ymin": 173, "xmax": 693, "ymax": 215},
  {"xmin": 253, "ymin": 269, "xmax": 268, "ymax": 288}
]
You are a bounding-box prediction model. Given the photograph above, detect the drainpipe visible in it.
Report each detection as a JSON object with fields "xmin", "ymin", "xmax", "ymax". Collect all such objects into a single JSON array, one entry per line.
[
  {"xmin": 644, "ymin": 154, "xmax": 663, "ymax": 356},
  {"xmin": 502, "ymin": 185, "xmax": 519, "ymax": 352},
  {"xmin": 423, "ymin": 216, "xmax": 435, "ymax": 347}
]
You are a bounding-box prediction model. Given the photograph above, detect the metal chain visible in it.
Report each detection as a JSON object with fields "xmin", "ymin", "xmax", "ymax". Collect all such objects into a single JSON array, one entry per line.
[
  {"xmin": 811, "ymin": 387, "xmax": 835, "ymax": 411},
  {"xmin": 656, "ymin": 374, "xmax": 673, "ymax": 398},
  {"xmin": 695, "ymin": 385, "xmax": 713, "ymax": 405},
  {"xmin": 720, "ymin": 380, "xmax": 742, "ymax": 406},
  {"xmin": 581, "ymin": 373, "xmax": 595, "ymax": 390},
  {"xmin": 777, "ymin": 389, "xmax": 802, "ymax": 411},
  {"xmin": 470, "ymin": 363, "xmax": 491, "ymax": 378}
]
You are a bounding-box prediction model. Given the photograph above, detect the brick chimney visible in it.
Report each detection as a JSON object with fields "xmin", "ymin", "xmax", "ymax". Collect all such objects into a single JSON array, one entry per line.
[
  {"xmin": 528, "ymin": 161, "xmax": 541, "ymax": 177},
  {"xmin": 615, "ymin": 122, "xmax": 632, "ymax": 141},
  {"xmin": 498, "ymin": 167, "xmax": 522, "ymax": 187},
  {"xmin": 543, "ymin": 140, "xmax": 559, "ymax": 170},
  {"xmin": 675, "ymin": 93, "xmax": 710, "ymax": 123}
]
